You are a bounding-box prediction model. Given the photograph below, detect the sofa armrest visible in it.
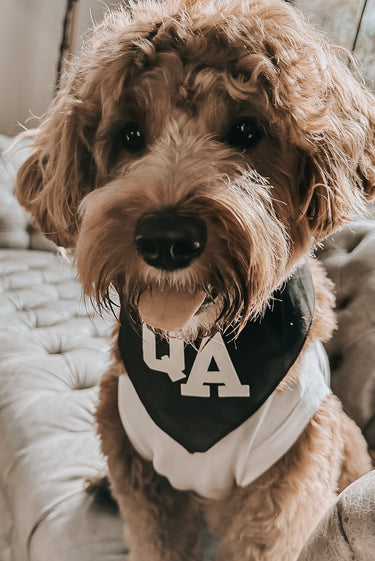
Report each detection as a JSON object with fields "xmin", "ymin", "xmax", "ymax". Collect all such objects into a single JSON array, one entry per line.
[
  {"xmin": 297, "ymin": 470, "xmax": 375, "ymax": 561},
  {"xmin": 0, "ymin": 135, "xmax": 55, "ymax": 251},
  {"xmin": 318, "ymin": 219, "xmax": 375, "ymax": 450}
]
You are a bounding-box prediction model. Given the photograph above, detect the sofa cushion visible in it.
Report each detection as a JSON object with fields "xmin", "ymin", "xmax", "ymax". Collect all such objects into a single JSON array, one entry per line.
[{"xmin": 0, "ymin": 248, "xmax": 127, "ymax": 561}]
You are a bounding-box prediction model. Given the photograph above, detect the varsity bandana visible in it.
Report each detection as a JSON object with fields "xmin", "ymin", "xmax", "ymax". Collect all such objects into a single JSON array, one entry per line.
[{"xmin": 118, "ymin": 262, "xmax": 314, "ymax": 454}]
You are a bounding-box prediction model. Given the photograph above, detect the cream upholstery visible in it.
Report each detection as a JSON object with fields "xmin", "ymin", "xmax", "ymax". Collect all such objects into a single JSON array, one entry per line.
[
  {"xmin": 298, "ymin": 471, "xmax": 375, "ymax": 561},
  {"xmin": 0, "ymin": 247, "xmax": 127, "ymax": 561},
  {"xmin": 319, "ymin": 221, "xmax": 375, "ymax": 449},
  {"xmin": 0, "ymin": 134, "xmax": 374, "ymax": 561},
  {"xmin": 0, "ymin": 137, "xmax": 54, "ymax": 252},
  {"xmin": 0, "ymin": 135, "xmax": 127, "ymax": 560}
]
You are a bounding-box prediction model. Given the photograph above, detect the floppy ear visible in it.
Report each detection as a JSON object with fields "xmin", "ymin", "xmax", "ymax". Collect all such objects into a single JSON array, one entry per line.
[
  {"xmin": 15, "ymin": 5, "xmax": 143, "ymax": 248},
  {"xmin": 299, "ymin": 53, "xmax": 375, "ymax": 239},
  {"xmin": 234, "ymin": 0, "xmax": 375, "ymax": 239},
  {"xmin": 16, "ymin": 86, "xmax": 98, "ymax": 248}
]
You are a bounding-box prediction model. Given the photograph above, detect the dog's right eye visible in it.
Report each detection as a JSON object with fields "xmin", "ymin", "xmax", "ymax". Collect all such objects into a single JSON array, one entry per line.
[
  {"xmin": 227, "ymin": 118, "xmax": 263, "ymax": 150},
  {"xmin": 120, "ymin": 123, "xmax": 145, "ymax": 152}
]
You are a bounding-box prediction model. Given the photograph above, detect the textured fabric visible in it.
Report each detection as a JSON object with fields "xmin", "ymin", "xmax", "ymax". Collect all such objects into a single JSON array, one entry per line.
[
  {"xmin": 0, "ymin": 486, "xmax": 11, "ymax": 561},
  {"xmin": 297, "ymin": 470, "xmax": 375, "ymax": 561},
  {"xmin": 0, "ymin": 249, "xmax": 127, "ymax": 561},
  {"xmin": 318, "ymin": 222, "xmax": 375, "ymax": 450},
  {"xmin": 118, "ymin": 341, "xmax": 331, "ymax": 499},
  {"xmin": 0, "ymin": 135, "xmax": 55, "ymax": 251}
]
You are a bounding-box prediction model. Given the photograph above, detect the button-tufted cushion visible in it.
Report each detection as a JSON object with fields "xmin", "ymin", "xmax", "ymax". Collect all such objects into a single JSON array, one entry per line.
[{"xmin": 0, "ymin": 248, "xmax": 127, "ymax": 561}]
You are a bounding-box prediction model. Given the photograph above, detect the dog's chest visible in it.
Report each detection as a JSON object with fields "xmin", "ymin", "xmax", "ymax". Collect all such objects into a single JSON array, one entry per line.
[{"xmin": 118, "ymin": 263, "xmax": 314, "ymax": 453}]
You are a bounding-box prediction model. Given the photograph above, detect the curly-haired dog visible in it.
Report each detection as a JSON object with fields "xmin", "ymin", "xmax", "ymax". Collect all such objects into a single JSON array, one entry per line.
[{"xmin": 16, "ymin": 0, "xmax": 374, "ymax": 559}]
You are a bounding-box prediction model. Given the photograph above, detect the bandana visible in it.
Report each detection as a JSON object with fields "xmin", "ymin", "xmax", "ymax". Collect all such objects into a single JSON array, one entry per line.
[{"xmin": 118, "ymin": 262, "xmax": 314, "ymax": 454}]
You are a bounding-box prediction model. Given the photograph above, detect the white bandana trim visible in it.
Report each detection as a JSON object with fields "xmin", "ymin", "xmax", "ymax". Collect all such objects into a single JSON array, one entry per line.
[{"xmin": 118, "ymin": 340, "xmax": 331, "ymax": 500}]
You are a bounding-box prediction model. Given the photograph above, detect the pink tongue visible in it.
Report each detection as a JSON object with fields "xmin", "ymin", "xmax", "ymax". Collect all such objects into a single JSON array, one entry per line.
[{"xmin": 138, "ymin": 287, "xmax": 206, "ymax": 331}]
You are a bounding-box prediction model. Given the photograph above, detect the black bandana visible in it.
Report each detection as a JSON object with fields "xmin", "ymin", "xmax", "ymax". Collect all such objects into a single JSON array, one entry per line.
[{"xmin": 118, "ymin": 263, "xmax": 314, "ymax": 453}]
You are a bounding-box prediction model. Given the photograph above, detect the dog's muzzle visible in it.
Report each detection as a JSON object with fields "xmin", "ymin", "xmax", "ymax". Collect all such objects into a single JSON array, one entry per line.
[{"xmin": 135, "ymin": 210, "xmax": 207, "ymax": 271}]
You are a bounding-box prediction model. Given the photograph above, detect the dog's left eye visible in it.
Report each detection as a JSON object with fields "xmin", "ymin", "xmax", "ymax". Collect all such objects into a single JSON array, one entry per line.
[
  {"xmin": 120, "ymin": 123, "xmax": 145, "ymax": 151},
  {"xmin": 227, "ymin": 118, "xmax": 263, "ymax": 150}
]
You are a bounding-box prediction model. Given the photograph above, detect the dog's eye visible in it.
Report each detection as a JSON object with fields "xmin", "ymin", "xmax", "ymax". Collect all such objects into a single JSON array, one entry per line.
[
  {"xmin": 120, "ymin": 123, "xmax": 145, "ymax": 151},
  {"xmin": 227, "ymin": 118, "xmax": 263, "ymax": 150}
]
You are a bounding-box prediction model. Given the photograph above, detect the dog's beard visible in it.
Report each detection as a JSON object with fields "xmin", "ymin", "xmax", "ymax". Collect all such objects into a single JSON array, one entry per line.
[{"xmin": 76, "ymin": 171, "xmax": 292, "ymax": 340}]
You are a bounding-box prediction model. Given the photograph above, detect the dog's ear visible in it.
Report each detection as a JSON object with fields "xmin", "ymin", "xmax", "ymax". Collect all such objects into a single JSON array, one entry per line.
[
  {"xmin": 15, "ymin": 6, "xmax": 139, "ymax": 248},
  {"xmin": 229, "ymin": 0, "xmax": 375, "ymax": 239},
  {"xmin": 298, "ymin": 53, "xmax": 375, "ymax": 238},
  {"xmin": 16, "ymin": 83, "xmax": 98, "ymax": 248},
  {"xmin": 246, "ymin": 1, "xmax": 375, "ymax": 238}
]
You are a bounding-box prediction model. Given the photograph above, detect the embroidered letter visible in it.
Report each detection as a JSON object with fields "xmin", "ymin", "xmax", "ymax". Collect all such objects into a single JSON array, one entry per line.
[
  {"xmin": 181, "ymin": 333, "xmax": 250, "ymax": 397},
  {"xmin": 142, "ymin": 324, "xmax": 186, "ymax": 382}
]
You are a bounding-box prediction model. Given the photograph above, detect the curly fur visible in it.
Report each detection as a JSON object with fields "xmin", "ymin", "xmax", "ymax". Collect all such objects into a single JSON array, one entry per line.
[
  {"xmin": 16, "ymin": 1, "xmax": 374, "ymax": 559},
  {"xmin": 16, "ymin": 0, "xmax": 375, "ymax": 329}
]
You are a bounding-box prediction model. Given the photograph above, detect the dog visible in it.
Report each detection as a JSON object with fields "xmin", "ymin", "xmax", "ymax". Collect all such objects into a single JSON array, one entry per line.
[{"xmin": 16, "ymin": 1, "xmax": 375, "ymax": 559}]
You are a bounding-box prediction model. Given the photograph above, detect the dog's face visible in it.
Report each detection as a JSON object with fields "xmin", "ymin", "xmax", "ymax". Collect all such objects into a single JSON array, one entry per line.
[{"xmin": 16, "ymin": 0, "xmax": 375, "ymax": 337}]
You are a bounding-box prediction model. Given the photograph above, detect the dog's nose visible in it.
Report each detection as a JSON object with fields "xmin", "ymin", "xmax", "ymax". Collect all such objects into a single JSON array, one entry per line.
[{"xmin": 135, "ymin": 211, "xmax": 207, "ymax": 271}]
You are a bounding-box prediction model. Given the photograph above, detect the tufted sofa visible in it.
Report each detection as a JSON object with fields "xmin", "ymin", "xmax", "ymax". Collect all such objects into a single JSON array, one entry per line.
[
  {"xmin": 0, "ymin": 133, "xmax": 374, "ymax": 561},
  {"xmin": 0, "ymin": 135, "xmax": 127, "ymax": 561}
]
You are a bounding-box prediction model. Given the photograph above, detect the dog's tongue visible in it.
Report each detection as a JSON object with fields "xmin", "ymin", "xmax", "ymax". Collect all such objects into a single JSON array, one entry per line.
[{"xmin": 138, "ymin": 287, "xmax": 205, "ymax": 331}]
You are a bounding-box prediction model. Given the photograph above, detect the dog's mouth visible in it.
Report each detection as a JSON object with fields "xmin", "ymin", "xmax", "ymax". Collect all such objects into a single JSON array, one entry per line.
[{"xmin": 137, "ymin": 285, "xmax": 214, "ymax": 332}]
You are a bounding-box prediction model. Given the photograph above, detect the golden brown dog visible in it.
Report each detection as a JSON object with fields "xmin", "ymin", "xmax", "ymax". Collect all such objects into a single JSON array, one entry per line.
[{"xmin": 16, "ymin": 1, "xmax": 374, "ymax": 559}]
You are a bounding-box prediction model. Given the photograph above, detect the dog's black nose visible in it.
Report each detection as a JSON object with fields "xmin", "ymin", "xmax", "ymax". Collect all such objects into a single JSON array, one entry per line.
[{"xmin": 135, "ymin": 211, "xmax": 207, "ymax": 271}]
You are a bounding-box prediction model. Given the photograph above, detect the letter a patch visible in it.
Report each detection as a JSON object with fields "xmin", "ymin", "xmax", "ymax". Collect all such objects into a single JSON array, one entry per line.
[{"xmin": 181, "ymin": 333, "xmax": 250, "ymax": 397}]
